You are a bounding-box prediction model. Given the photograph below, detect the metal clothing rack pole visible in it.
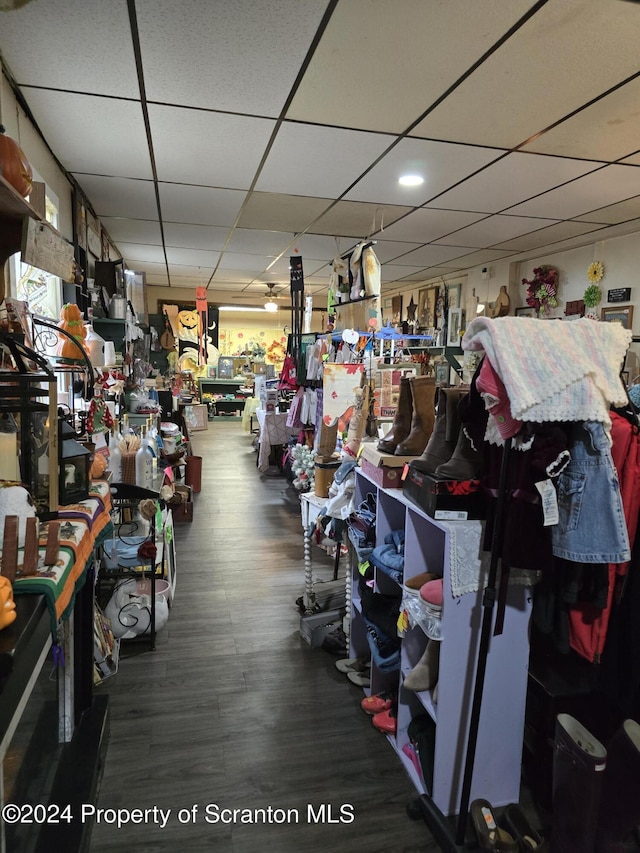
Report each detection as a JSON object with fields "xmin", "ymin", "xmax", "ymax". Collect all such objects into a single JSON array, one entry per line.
[{"xmin": 410, "ymin": 437, "xmax": 513, "ymax": 852}]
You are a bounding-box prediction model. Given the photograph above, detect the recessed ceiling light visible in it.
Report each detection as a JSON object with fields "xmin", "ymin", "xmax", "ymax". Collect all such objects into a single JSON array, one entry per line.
[{"xmin": 398, "ymin": 174, "xmax": 424, "ymax": 187}]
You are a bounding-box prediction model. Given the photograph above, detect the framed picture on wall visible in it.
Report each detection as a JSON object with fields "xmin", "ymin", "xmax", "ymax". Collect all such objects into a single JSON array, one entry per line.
[
  {"xmin": 391, "ymin": 295, "xmax": 403, "ymax": 325},
  {"xmin": 601, "ymin": 305, "xmax": 633, "ymax": 329},
  {"xmin": 447, "ymin": 308, "xmax": 465, "ymax": 346},
  {"xmin": 418, "ymin": 286, "xmax": 438, "ymax": 329},
  {"xmin": 446, "ymin": 283, "xmax": 461, "ymax": 310},
  {"xmin": 515, "ymin": 306, "xmax": 537, "ymax": 318},
  {"xmin": 218, "ymin": 357, "xmax": 234, "ymax": 379},
  {"xmin": 207, "ymin": 366, "xmax": 217, "ymax": 378}
]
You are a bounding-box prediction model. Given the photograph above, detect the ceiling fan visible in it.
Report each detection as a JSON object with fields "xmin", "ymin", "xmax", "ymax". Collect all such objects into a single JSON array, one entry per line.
[{"xmin": 264, "ymin": 283, "xmax": 281, "ymax": 312}]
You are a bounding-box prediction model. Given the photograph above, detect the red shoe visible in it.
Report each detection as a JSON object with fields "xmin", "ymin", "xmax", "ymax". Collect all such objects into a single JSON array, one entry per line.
[
  {"xmin": 361, "ymin": 692, "xmax": 394, "ymax": 716},
  {"xmin": 372, "ymin": 708, "xmax": 397, "ymax": 735}
]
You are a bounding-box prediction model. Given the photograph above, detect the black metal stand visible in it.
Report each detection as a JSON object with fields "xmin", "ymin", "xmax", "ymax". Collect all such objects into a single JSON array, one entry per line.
[{"xmin": 409, "ymin": 437, "xmax": 513, "ymax": 850}]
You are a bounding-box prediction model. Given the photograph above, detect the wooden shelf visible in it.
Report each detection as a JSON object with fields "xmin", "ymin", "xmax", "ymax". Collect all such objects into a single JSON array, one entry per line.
[{"xmin": 0, "ymin": 174, "xmax": 41, "ymax": 221}]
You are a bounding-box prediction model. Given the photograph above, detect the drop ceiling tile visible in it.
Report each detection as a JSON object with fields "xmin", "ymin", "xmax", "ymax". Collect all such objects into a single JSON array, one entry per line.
[
  {"xmin": 311, "ymin": 200, "xmax": 413, "ymax": 237},
  {"xmin": 377, "ymin": 208, "xmax": 489, "ymax": 243},
  {"xmin": 288, "ymin": 234, "xmax": 358, "ymax": 261},
  {"xmin": 207, "ymin": 282, "xmax": 251, "ymax": 292},
  {"xmin": 149, "ymin": 105, "xmax": 275, "ymax": 188},
  {"xmin": 161, "ymin": 223, "xmax": 231, "ymax": 251},
  {"xmin": 158, "ymin": 184, "xmax": 246, "ymax": 226},
  {"xmin": 238, "ymin": 193, "xmax": 331, "ymax": 231},
  {"xmin": 391, "ymin": 244, "xmax": 478, "ymax": 267},
  {"xmin": 492, "ymin": 221, "xmax": 604, "ymax": 251},
  {"xmin": 210, "ymin": 269, "xmax": 255, "ymax": 283},
  {"xmin": 506, "ymin": 165, "xmax": 640, "ymax": 219},
  {"xmin": 435, "ymin": 214, "xmax": 560, "ymax": 248},
  {"xmin": 71, "ymin": 175, "xmax": 158, "ymax": 219},
  {"xmin": 572, "ymin": 196, "xmax": 640, "ymax": 225},
  {"xmin": 381, "ymin": 265, "xmax": 431, "ymax": 282},
  {"xmin": 523, "ymin": 77, "xmax": 640, "ymax": 161},
  {"xmin": 168, "ymin": 276, "xmax": 208, "ymax": 288},
  {"xmin": 287, "ymin": 0, "xmax": 535, "ymax": 133},
  {"xmin": 428, "ymin": 152, "xmax": 599, "ymax": 214},
  {"xmin": 432, "ymin": 248, "xmax": 519, "ymax": 269},
  {"xmin": 368, "ymin": 240, "xmax": 424, "ymax": 263},
  {"xmin": 411, "ymin": 0, "xmax": 640, "ymax": 148},
  {"xmin": 0, "ymin": 0, "xmax": 138, "ymax": 96},
  {"xmin": 165, "ymin": 248, "xmax": 220, "ymax": 267},
  {"xmin": 125, "ymin": 261, "xmax": 168, "ymax": 276},
  {"xmin": 531, "ymin": 217, "xmax": 640, "ymax": 255},
  {"xmin": 168, "ymin": 264, "xmax": 216, "ymax": 279},
  {"xmin": 345, "ymin": 138, "xmax": 502, "ymax": 206},
  {"xmin": 621, "ymin": 152, "xmax": 640, "ymax": 166},
  {"xmin": 115, "ymin": 243, "xmax": 167, "ymax": 265},
  {"xmin": 256, "ymin": 123, "xmax": 393, "ymax": 197},
  {"xmin": 19, "ymin": 90, "xmax": 152, "ymax": 179},
  {"xmin": 136, "ymin": 0, "xmax": 327, "ymax": 115},
  {"xmin": 217, "ymin": 253, "xmax": 274, "ymax": 272},
  {"xmin": 225, "ymin": 230, "xmax": 295, "ymax": 256},
  {"xmin": 101, "ymin": 218, "xmax": 163, "ymax": 245}
]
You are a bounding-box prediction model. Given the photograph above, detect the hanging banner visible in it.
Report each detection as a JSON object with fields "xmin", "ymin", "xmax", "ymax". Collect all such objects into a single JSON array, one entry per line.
[{"xmin": 290, "ymin": 255, "xmax": 304, "ymax": 292}]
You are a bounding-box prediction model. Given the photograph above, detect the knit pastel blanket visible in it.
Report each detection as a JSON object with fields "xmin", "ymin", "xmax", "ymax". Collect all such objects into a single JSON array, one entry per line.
[{"xmin": 462, "ymin": 317, "xmax": 631, "ymax": 425}]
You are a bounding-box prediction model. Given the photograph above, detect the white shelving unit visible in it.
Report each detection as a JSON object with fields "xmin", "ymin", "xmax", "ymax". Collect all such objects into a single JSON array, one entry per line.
[{"xmin": 351, "ymin": 468, "xmax": 532, "ymax": 817}]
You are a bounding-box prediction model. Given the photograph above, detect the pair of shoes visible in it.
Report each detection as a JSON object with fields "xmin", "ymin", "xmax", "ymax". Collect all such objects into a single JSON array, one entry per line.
[
  {"xmin": 372, "ymin": 707, "xmax": 396, "ymax": 735},
  {"xmin": 469, "ymin": 799, "xmax": 518, "ymax": 851},
  {"xmin": 403, "ymin": 571, "xmax": 438, "ymax": 596},
  {"xmin": 420, "ymin": 578, "xmax": 443, "ymax": 616},
  {"xmin": 361, "ymin": 691, "xmax": 395, "ymax": 715},
  {"xmin": 335, "ymin": 657, "xmax": 369, "ymax": 674},
  {"xmin": 347, "ymin": 670, "xmax": 371, "ymax": 687},
  {"xmin": 499, "ymin": 804, "xmax": 548, "ymax": 851}
]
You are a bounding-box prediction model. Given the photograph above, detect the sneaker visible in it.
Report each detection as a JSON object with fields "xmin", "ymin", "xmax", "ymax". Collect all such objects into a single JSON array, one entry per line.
[
  {"xmin": 420, "ymin": 578, "xmax": 443, "ymax": 611},
  {"xmin": 372, "ymin": 708, "xmax": 397, "ymax": 735},
  {"xmin": 361, "ymin": 692, "xmax": 394, "ymax": 715},
  {"xmin": 335, "ymin": 657, "xmax": 370, "ymax": 674},
  {"xmin": 347, "ymin": 670, "xmax": 371, "ymax": 688},
  {"xmin": 402, "ymin": 742, "xmax": 423, "ymax": 778}
]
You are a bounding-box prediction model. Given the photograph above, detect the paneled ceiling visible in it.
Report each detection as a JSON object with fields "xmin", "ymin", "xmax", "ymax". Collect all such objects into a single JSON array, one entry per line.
[{"xmin": 2, "ymin": 0, "xmax": 640, "ymax": 305}]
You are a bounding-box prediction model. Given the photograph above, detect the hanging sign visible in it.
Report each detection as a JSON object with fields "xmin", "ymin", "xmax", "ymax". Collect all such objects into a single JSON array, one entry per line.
[
  {"xmin": 607, "ymin": 288, "xmax": 631, "ymax": 303},
  {"xmin": 21, "ymin": 218, "xmax": 75, "ymax": 281},
  {"xmin": 290, "ymin": 255, "xmax": 304, "ymax": 292}
]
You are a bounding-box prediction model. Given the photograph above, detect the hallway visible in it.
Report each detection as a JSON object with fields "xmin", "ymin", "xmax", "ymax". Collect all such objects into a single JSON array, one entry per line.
[{"xmin": 92, "ymin": 420, "xmax": 431, "ymax": 852}]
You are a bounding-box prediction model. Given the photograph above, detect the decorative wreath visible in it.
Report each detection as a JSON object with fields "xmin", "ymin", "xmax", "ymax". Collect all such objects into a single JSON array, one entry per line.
[
  {"xmin": 587, "ymin": 261, "xmax": 605, "ymax": 283},
  {"xmin": 522, "ymin": 265, "xmax": 559, "ymax": 315},
  {"xmin": 583, "ymin": 284, "xmax": 602, "ymax": 310}
]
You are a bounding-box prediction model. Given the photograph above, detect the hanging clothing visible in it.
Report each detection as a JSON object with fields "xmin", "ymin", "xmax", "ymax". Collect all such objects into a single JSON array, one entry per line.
[
  {"xmin": 462, "ymin": 316, "xmax": 631, "ymax": 428},
  {"xmin": 551, "ymin": 421, "xmax": 630, "ymax": 565}
]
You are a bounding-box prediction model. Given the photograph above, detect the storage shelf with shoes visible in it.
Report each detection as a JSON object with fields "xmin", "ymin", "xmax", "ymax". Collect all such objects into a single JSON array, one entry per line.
[{"xmin": 349, "ymin": 467, "xmax": 532, "ymax": 817}]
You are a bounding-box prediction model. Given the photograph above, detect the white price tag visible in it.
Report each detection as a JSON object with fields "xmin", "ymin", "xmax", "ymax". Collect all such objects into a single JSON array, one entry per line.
[{"xmin": 535, "ymin": 479, "xmax": 559, "ymax": 527}]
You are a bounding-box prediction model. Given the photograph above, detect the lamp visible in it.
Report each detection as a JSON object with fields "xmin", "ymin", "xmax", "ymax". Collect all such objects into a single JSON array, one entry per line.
[
  {"xmin": 264, "ymin": 283, "xmax": 279, "ymax": 312},
  {"xmin": 58, "ymin": 418, "xmax": 91, "ymax": 505},
  {"xmin": 0, "ymin": 333, "xmax": 59, "ymax": 519}
]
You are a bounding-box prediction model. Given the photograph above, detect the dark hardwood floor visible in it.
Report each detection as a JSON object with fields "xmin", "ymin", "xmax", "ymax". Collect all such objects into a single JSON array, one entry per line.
[{"xmin": 91, "ymin": 420, "xmax": 435, "ymax": 852}]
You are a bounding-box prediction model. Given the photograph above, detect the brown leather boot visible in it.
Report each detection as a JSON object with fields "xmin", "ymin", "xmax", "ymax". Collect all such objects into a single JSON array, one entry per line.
[
  {"xmin": 411, "ymin": 387, "xmax": 465, "ymax": 474},
  {"xmin": 395, "ymin": 376, "xmax": 436, "ymax": 456},
  {"xmin": 377, "ymin": 376, "xmax": 412, "ymax": 454},
  {"xmin": 434, "ymin": 396, "xmax": 483, "ymax": 480}
]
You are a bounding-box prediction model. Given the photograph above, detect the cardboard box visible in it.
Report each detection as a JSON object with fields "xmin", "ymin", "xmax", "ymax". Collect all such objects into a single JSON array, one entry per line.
[
  {"xmin": 359, "ymin": 444, "xmax": 414, "ymax": 489},
  {"xmin": 403, "ymin": 467, "xmax": 486, "ymax": 520},
  {"xmin": 299, "ymin": 610, "xmax": 344, "ymax": 647}
]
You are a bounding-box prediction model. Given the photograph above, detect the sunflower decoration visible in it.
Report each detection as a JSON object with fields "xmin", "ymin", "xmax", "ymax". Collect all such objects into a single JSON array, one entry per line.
[{"xmin": 587, "ymin": 261, "xmax": 605, "ymax": 283}]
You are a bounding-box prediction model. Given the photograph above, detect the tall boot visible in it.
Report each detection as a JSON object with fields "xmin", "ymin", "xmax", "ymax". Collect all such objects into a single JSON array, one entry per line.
[
  {"xmin": 411, "ymin": 387, "xmax": 464, "ymax": 475},
  {"xmin": 396, "ymin": 376, "xmax": 436, "ymax": 456},
  {"xmin": 377, "ymin": 376, "xmax": 412, "ymax": 454},
  {"xmin": 596, "ymin": 718, "xmax": 640, "ymax": 852},
  {"xmin": 343, "ymin": 385, "xmax": 369, "ymax": 458},
  {"xmin": 434, "ymin": 415, "xmax": 483, "ymax": 480},
  {"xmin": 551, "ymin": 713, "xmax": 607, "ymax": 853}
]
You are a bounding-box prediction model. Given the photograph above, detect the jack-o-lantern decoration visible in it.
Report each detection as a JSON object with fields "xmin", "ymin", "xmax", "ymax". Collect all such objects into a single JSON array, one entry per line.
[
  {"xmin": 0, "ymin": 125, "xmax": 33, "ymax": 198},
  {"xmin": 57, "ymin": 303, "xmax": 88, "ymax": 360}
]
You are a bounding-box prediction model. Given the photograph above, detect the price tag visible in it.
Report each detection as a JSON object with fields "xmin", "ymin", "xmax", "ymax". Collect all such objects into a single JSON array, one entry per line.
[{"xmin": 535, "ymin": 479, "xmax": 559, "ymax": 526}]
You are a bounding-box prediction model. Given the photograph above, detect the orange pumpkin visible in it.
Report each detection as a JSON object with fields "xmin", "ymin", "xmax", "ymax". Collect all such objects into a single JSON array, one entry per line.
[
  {"xmin": 57, "ymin": 303, "xmax": 88, "ymax": 359},
  {"xmin": 0, "ymin": 125, "xmax": 33, "ymax": 198}
]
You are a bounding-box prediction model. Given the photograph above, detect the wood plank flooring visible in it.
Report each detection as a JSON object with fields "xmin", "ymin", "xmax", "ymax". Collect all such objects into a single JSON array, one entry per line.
[{"xmin": 91, "ymin": 421, "xmax": 436, "ymax": 852}]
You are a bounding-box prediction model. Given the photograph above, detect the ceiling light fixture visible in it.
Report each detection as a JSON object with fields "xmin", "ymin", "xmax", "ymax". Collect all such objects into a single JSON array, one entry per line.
[
  {"xmin": 264, "ymin": 283, "xmax": 279, "ymax": 312},
  {"xmin": 398, "ymin": 174, "xmax": 424, "ymax": 187}
]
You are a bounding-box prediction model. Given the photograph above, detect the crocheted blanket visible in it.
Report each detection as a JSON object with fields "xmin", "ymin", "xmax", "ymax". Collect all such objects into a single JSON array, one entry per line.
[{"xmin": 462, "ymin": 317, "xmax": 631, "ymax": 425}]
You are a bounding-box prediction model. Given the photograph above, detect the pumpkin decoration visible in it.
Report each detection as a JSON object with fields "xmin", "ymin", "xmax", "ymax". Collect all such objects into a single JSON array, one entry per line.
[
  {"xmin": 57, "ymin": 303, "xmax": 89, "ymax": 360},
  {"xmin": 89, "ymin": 453, "xmax": 108, "ymax": 480},
  {"xmin": 0, "ymin": 125, "xmax": 33, "ymax": 198}
]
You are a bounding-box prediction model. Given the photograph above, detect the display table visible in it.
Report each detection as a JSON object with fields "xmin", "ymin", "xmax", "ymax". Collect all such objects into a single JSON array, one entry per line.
[{"xmin": 255, "ymin": 409, "xmax": 298, "ymax": 472}]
